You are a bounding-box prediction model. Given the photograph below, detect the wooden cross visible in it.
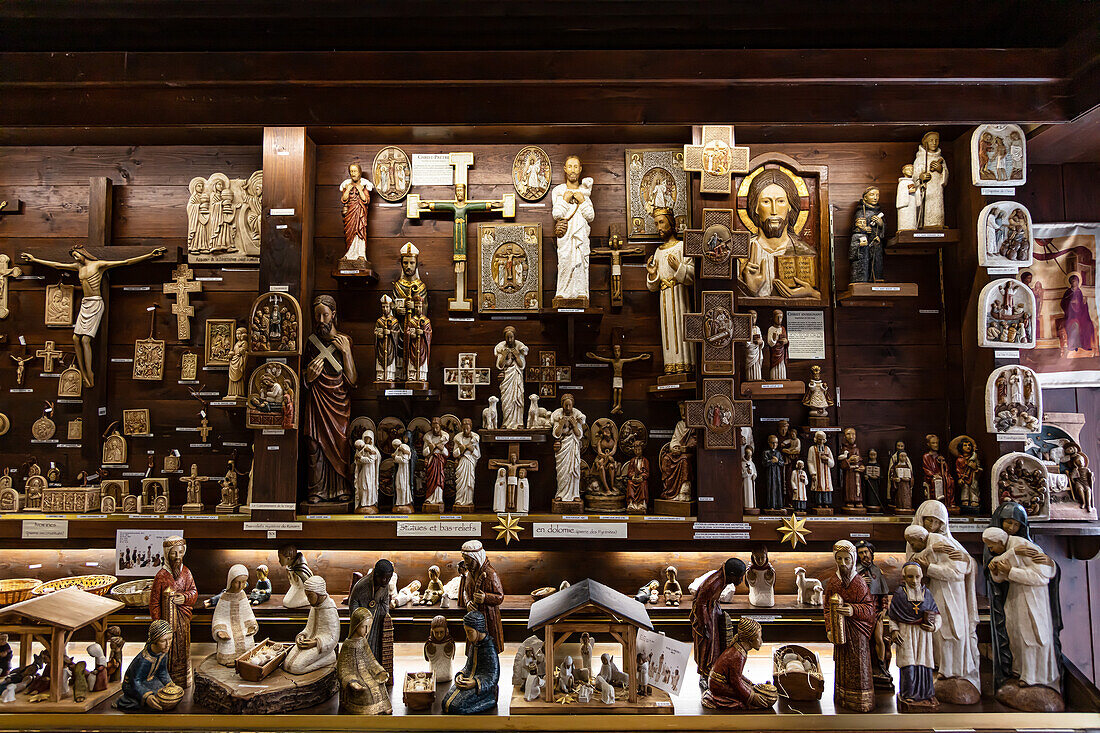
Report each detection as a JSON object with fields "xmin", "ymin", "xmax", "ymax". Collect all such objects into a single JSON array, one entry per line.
[
  {"xmin": 36, "ymin": 340, "xmax": 63, "ymax": 372},
  {"xmin": 181, "ymin": 464, "xmax": 209, "ymax": 505},
  {"xmin": 684, "ymin": 377, "xmax": 753, "ymax": 450},
  {"xmin": 487, "ymin": 443, "xmax": 539, "ymax": 513},
  {"xmin": 525, "ymin": 350, "xmax": 571, "ymax": 399},
  {"xmin": 307, "ymin": 333, "xmax": 344, "ymax": 374},
  {"xmin": 684, "ymin": 291, "xmax": 752, "ymax": 376},
  {"xmin": 407, "ymin": 152, "xmax": 516, "ymax": 312},
  {"xmin": 198, "ymin": 416, "xmax": 213, "ymax": 442},
  {"xmin": 682, "ymin": 125, "xmax": 750, "ymax": 195},
  {"xmin": 162, "ymin": 264, "xmax": 202, "ymax": 340},
  {"xmin": 590, "ymin": 223, "xmax": 646, "ymax": 308},
  {"xmin": 683, "ymin": 209, "xmax": 749, "ymax": 279},
  {"xmin": 0, "ymin": 254, "xmax": 22, "ymax": 320},
  {"xmin": 443, "ymin": 352, "xmax": 491, "ymax": 401}
]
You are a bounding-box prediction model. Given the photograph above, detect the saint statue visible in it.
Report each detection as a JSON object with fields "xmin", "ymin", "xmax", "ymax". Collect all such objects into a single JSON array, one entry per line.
[
  {"xmin": 339, "ymin": 162, "xmax": 373, "ymax": 267},
  {"xmin": 149, "ymin": 536, "xmax": 198, "ymax": 687},
  {"xmin": 896, "ymin": 164, "xmax": 918, "ymax": 232},
  {"xmin": 392, "ymin": 241, "xmax": 428, "ymax": 375},
  {"xmin": 738, "ymin": 169, "xmax": 819, "ymax": 299},
  {"xmin": 551, "ymin": 155, "xmax": 595, "ymax": 306},
  {"xmin": 766, "ymin": 309, "xmax": 789, "ymax": 380},
  {"xmin": 849, "ymin": 186, "xmax": 885, "ymax": 283},
  {"xmin": 374, "ymin": 295, "xmax": 400, "ymax": 385},
  {"xmin": 305, "ymin": 294, "xmax": 357, "ymax": 505},
  {"xmin": 921, "ymin": 434, "xmax": 955, "ymax": 509},
  {"xmin": 494, "ymin": 326, "xmax": 528, "ymax": 429},
  {"xmin": 824, "ymin": 540, "xmax": 876, "ymax": 712},
  {"xmin": 645, "ymin": 208, "xmax": 695, "ymax": 376},
  {"xmin": 223, "ymin": 327, "xmax": 249, "ymax": 403},
  {"xmin": 659, "ymin": 402, "xmax": 696, "ymax": 503},
  {"xmin": 551, "ymin": 393, "xmax": 586, "ymax": 505},
  {"xmin": 887, "ymin": 562, "xmax": 941, "ymax": 710},
  {"xmin": 452, "ymin": 418, "xmax": 481, "ymax": 509},
  {"xmin": 404, "ymin": 296, "xmax": 431, "ymax": 387},
  {"xmin": 912, "ymin": 131, "xmax": 948, "ymax": 229},
  {"xmin": 353, "ymin": 431, "xmax": 381, "ymax": 514},
  {"xmin": 807, "ymin": 430, "xmax": 835, "ymax": 512},
  {"xmin": 422, "ymin": 417, "xmax": 450, "ymax": 508}
]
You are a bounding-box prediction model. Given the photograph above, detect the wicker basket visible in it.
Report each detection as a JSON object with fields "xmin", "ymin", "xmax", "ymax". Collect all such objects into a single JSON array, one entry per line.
[
  {"xmin": 109, "ymin": 578, "xmax": 153, "ymax": 607},
  {"xmin": 0, "ymin": 578, "xmax": 42, "ymax": 605},
  {"xmin": 31, "ymin": 574, "xmax": 117, "ymax": 597}
]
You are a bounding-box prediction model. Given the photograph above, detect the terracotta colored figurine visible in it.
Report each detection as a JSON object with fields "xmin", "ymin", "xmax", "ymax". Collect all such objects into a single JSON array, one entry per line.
[
  {"xmin": 838, "ymin": 427, "xmax": 866, "ymax": 514},
  {"xmin": 823, "ymin": 540, "xmax": 876, "ymax": 712},
  {"xmin": 921, "ymin": 434, "xmax": 955, "ymax": 510},
  {"xmin": 691, "ymin": 558, "xmax": 747, "ymax": 687},
  {"xmin": 305, "ymin": 294, "xmax": 357, "ymax": 506},
  {"xmin": 950, "ymin": 435, "xmax": 983, "ymax": 515},
  {"xmin": 701, "ymin": 618, "xmax": 778, "ymax": 710},
  {"xmin": 459, "ymin": 540, "xmax": 505, "ymax": 656}
]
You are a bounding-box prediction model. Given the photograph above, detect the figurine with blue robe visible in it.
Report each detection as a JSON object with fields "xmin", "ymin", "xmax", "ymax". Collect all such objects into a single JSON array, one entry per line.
[
  {"xmin": 115, "ymin": 620, "xmax": 183, "ymax": 711},
  {"xmin": 887, "ymin": 562, "xmax": 941, "ymax": 711},
  {"xmin": 760, "ymin": 434, "xmax": 785, "ymax": 513},
  {"xmin": 848, "ymin": 187, "xmax": 885, "ymax": 283},
  {"xmin": 442, "ymin": 611, "xmax": 499, "ymax": 714}
]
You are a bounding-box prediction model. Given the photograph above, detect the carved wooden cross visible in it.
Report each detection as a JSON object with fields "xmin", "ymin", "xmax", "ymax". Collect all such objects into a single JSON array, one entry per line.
[
  {"xmin": 684, "ymin": 377, "xmax": 753, "ymax": 450},
  {"xmin": 682, "ymin": 125, "xmax": 750, "ymax": 195},
  {"xmin": 0, "ymin": 254, "xmax": 22, "ymax": 320},
  {"xmin": 36, "ymin": 340, "xmax": 63, "ymax": 372},
  {"xmin": 162, "ymin": 264, "xmax": 202, "ymax": 340},
  {"xmin": 406, "ymin": 152, "xmax": 516, "ymax": 312},
  {"xmin": 684, "ymin": 291, "xmax": 751, "ymax": 376},
  {"xmin": 525, "ymin": 350, "xmax": 571, "ymax": 399},
  {"xmin": 443, "ymin": 352, "xmax": 491, "ymax": 401},
  {"xmin": 683, "ymin": 209, "xmax": 749, "ymax": 279},
  {"xmin": 198, "ymin": 416, "xmax": 213, "ymax": 442},
  {"xmin": 590, "ymin": 223, "xmax": 646, "ymax": 308},
  {"xmin": 487, "ymin": 442, "xmax": 539, "ymax": 512}
]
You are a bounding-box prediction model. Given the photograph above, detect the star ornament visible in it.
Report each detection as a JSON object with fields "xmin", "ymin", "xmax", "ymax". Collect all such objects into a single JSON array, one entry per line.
[
  {"xmin": 493, "ymin": 513, "xmax": 523, "ymax": 545},
  {"xmin": 777, "ymin": 514, "xmax": 811, "ymax": 549}
]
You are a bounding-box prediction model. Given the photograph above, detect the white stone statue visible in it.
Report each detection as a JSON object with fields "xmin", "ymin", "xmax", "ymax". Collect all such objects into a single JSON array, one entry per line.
[
  {"xmin": 481, "ymin": 395, "xmax": 499, "ymax": 430},
  {"xmin": 741, "ymin": 446, "xmax": 757, "ymax": 511},
  {"xmin": 526, "ymin": 393, "xmax": 551, "ymax": 429},
  {"xmin": 551, "ymin": 156, "xmax": 595, "ymax": 306},
  {"xmin": 912, "ymin": 131, "xmax": 948, "ymax": 229},
  {"xmin": 517, "ymin": 469, "xmax": 531, "ymax": 514},
  {"xmin": 492, "ymin": 468, "xmax": 508, "ymax": 514},
  {"xmin": 595, "ymin": 675, "xmax": 616, "ymax": 704},
  {"xmin": 896, "ymin": 164, "xmax": 918, "ymax": 232},
  {"xmin": 551, "ymin": 393, "xmax": 587, "ymax": 504},
  {"xmin": 212, "ymin": 564, "xmax": 259, "ymax": 665},
  {"xmin": 283, "ymin": 576, "xmax": 339, "ymax": 674},
  {"xmin": 452, "ymin": 419, "xmax": 481, "ymax": 508},
  {"xmin": 494, "ymin": 327, "xmax": 528, "ymax": 429},
  {"xmin": 743, "ymin": 309, "xmax": 764, "ymax": 381},
  {"xmin": 645, "ymin": 208, "xmax": 696, "ymax": 376},
  {"xmin": 905, "ymin": 501, "xmax": 981, "ymax": 700},
  {"xmin": 598, "ymin": 652, "xmax": 629, "ymax": 688},
  {"xmin": 557, "ymin": 656, "xmax": 575, "ymax": 693},
  {"xmin": 353, "ymin": 432, "xmax": 381, "ymax": 514},
  {"xmin": 392, "ymin": 438, "xmax": 413, "ymax": 512}
]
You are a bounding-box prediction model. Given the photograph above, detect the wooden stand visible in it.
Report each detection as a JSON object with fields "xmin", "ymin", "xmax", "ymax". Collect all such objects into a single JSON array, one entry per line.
[
  {"xmin": 299, "ymin": 500, "xmax": 350, "ymax": 516},
  {"xmin": 332, "ymin": 258, "xmax": 377, "ymax": 283},
  {"xmin": 648, "ymin": 380, "xmax": 696, "ymax": 396},
  {"xmin": 0, "ymin": 682, "xmax": 119, "ymax": 713},
  {"xmin": 422, "ymin": 502, "xmax": 444, "ymax": 514},
  {"xmin": 215, "ymin": 502, "xmax": 239, "ymax": 514},
  {"xmin": 741, "ymin": 380, "xmax": 805, "ymax": 398},
  {"xmin": 510, "ymin": 685, "xmax": 674, "ymax": 714},
  {"xmin": 838, "ymin": 282, "xmax": 919, "ymax": 306},
  {"xmin": 551, "ymin": 296, "xmax": 589, "ymax": 309},
  {"xmin": 181, "ymin": 503, "xmax": 204, "ymax": 514},
  {"xmin": 654, "ymin": 499, "xmax": 695, "ymax": 517},
  {"xmin": 552, "ymin": 499, "xmax": 584, "ymax": 515},
  {"xmin": 584, "ymin": 494, "xmax": 626, "ymax": 513},
  {"xmin": 192, "ymin": 653, "xmax": 338, "ymax": 714}
]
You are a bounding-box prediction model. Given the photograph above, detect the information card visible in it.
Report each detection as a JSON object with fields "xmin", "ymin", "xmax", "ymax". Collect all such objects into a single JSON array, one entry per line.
[
  {"xmin": 786, "ymin": 309, "xmax": 826, "ymax": 360},
  {"xmin": 411, "ymin": 154, "xmax": 455, "ymax": 187}
]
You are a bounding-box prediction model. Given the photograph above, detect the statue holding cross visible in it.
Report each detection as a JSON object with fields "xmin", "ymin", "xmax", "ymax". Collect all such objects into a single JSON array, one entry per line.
[
  {"xmin": 304, "ymin": 294, "xmax": 358, "ymax": 508},
  {"xmin": 407, "ymin": 152, "xmax": 516, "ymax": 312}
]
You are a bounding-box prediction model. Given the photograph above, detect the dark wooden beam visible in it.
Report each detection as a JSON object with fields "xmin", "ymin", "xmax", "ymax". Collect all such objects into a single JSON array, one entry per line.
[{"xmin": 86, "ymin": 176, "xmax": 112, "ymax": 246}]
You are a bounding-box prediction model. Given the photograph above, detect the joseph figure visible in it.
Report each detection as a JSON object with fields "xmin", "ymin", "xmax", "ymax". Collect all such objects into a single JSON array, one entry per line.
[
  {"xmin": 149, "ymin": 536, "xmax": 198, "ymax": 687},
  {"xmin": 824, "ymin": 540, "xmax": 876, "ymax": 712},
  {"xmin": 305, "ymin": 294, "xmax": 358, "ymax": 504}
]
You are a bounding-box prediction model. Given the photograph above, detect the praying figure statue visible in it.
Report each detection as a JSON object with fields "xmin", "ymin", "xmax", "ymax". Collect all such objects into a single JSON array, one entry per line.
[
  {"xmin": 212, "ymin": 564, "xmax": 258, "ymax": 665},
  {"xmin": 551, "ymin": 155, "xmax": 595, "ymax": 307},
  {"xmin": 551, "ymin": 393, "xmax": 586, "ymax": 506},
  {"xmin": 494, "ymin": 326, "xmax": 528, "ymax": 429}
]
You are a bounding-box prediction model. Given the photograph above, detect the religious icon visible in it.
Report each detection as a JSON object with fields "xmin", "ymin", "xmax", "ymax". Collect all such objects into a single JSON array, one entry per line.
[
  {"xmin": 478, "ymin": 223, "xmax": 542, "ymax": 313},
  {"xmin": 102, "ymin": 423, "xmax": 128, "ymax": 465},
  {"xmin": 372, "ymin": 146, "xmax": 411, "ymax": 202},
  {"xmin": 986, "ymin": 365, "xmax": 1042, "ymax": 434},
  {"xmin": 512, "ymin": 146, "xmax": 552, "ymax": 201},
  {"xmin": 181, "ymin": 352, "xmax": 198, "ymax": 381},
  {"xmin": 990, "ymin": 452, "xmax": 1050, "ymax": 520},
  {"xmin": 186, "ymin": 170, "xmax": 263, "ymax": 264},
  {"xmin": 978, "ymin": 202, "xmax": 1034, "ymax": 268},
  {"xmin": 625, "ymin": 149, "xmax": 691, "ymax": 238},
  {"xmin": 971, "ymin": 124, "xmax": 1026, "ymax": 187},
  {"xmin": 31, "ymin": 401, "xmax": 56, "ymax": 441},
  {"xmin": 247, "ymin": 292, "xmax": 302, "ymax": 355},
  {"xmin": 204, "ymin": 319, "xmax": 237, "ymax": 366},
  {"xmin": 58, "ymin": 362, "xmax": 83, "ymax": 398},
  {"xmin": 338, "ymin": 161, "xmax": 374, "ymax": 274},
  {"xmin": 44, "ymin": 281, "xmax": 74, "ymax": 327},
  {"xmin": 978, "ymin": 278, "xmax": 1037, "ymax": 349},
  {"xmin": 133, "ymin": 305, "xmax": 166, "ymax": 381},
  {"xmin": 246, "ymin": 362, "xmax": 299, "ymax": 430},
  {"xmin": 122, "ymin": 409, "xmax": 151, "ymax": 437}
]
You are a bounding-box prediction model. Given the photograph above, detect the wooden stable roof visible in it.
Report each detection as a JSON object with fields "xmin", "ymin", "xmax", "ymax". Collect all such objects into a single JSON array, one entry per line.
[
  {"xmin": 0, "ymin": 588, "xmax": 123, "ymax": 631},
  {"xmin": 528, "ymin": 578, "xmax": 653, "ymax": 631}
]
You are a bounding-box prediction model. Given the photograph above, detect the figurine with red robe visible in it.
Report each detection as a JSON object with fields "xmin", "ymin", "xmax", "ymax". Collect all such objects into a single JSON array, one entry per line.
[
  {"xmin": 702, "ymin": 617, "xmax": 777, "ymax": 710},
  {"xmin": 921, "ymin": 434, "xmax": 955, "ymax": 508},
  {"xmin": 458, "ymin": 540, "xmax": 505, "ymax": 655},
  {"xmin": 823, "ymin": 540, "xmax": 876, "ymax": 712},
  {"xmin": 690, "ymin": 558, "xmax": 747, "ymax": 687},
  {"xmin": 149, "ymin": 536, "xmax": 198, "ymax": 687}
]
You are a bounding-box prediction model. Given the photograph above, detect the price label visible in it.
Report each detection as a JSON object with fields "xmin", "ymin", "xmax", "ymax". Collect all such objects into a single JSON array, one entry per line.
[{"xmin": 385, "ymin": 389, "xmax": 413, "ymax": 397}]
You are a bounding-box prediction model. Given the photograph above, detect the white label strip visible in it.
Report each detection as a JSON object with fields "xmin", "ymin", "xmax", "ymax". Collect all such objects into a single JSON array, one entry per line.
[
  {"xmin": 533, "ymin": 522, "xmax": 628, "ymax": 539},
  {"xmin": 22, "ymin": 519, "xmax": 68, "ymax": 539},
  {"xmin": 396, "ymin": 521, "xmax": 481, "ymax": 538}
]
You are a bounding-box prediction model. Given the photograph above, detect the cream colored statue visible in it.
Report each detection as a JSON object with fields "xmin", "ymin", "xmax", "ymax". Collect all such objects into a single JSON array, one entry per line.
[
  {"xmin": 551, "ymin": 393, "xmax": 587, "ymax": 505},
  {"xmin": 21, "ymin": 245, "xmax": 166, "ymax": 387},
  {"xmin": 912, "ymin": 132, "xmax": 948, "ymax": 229},
  {"xmin": 551, "ymin": 155, "xmax": 595, "ymax": 307},
  {"xmin": 212, "ymin": 564, "xmax": 259, "ymax": 665},
  {"xmin": 896, "ymin": 164, "xmax": 918, "ymax": 232},
  {"xmin": 494, "ymin": 326, "xmax": 528, "ymax": 429},
  {"xmin": 283, "ymin": 576, "xmax": 340, "ymax": 674},
  {"xmin": 645, "ymin": 208, "xmax": 695, "ymax": 376},
  {"xmin": 223, "ymin": 327, "xmax": 249, "ymax": 403}
]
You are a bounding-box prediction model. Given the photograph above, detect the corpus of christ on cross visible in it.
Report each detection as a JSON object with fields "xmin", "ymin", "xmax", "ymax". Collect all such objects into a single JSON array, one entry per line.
[
  {"xmin": 487, "ymin": 442, "xmax": 539, "ymax": 514},
  {"xmin": 406, "ymin": 152, "xmax": 516, "ymax": 312}
]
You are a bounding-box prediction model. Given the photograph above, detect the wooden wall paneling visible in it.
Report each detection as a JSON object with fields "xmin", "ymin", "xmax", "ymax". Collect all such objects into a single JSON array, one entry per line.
[{"xmin": 251, "ymin": 127, "xmax": 315, "ymax": 522}]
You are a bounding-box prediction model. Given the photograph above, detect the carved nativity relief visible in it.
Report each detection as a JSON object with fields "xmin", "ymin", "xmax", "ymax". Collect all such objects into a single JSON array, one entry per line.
[
  {"xmin": 978, "ymin": 278, "xmax": 1037, "ymax": 349},
  {"xmin": 186, "ymin": 170, "xmax": 263, "ymax": 264},
  {"xmin": 477, "ymin": 223, "xmax": 543, "ymax": 313},
  {"xmin": 735, "ymin": 154, "xmax": 831, "ymax": 307},
  {"xmin": 986, "ymin": 364, "xmax": 1042, "ymax": 434},
  {"xmin": 625, "ymin": 148, "xmax": 691, "ymax": 238},
  {"xmin": 971, "ymin": 124, "xmax": 1026, "ymax": 187},
  {"xmin": 991, "ymin": 451, "xmax": 1049, "ymax": 521},
  {"xmin": 44, "ymin": 282, "xmax": 74, "ymax": 327},
  {"xmin": 978, "ymin": 201, "xmax": 1034, "ymax": 268},
  {"xmin": 248, "ymin": 292, "xmax": 302, "ymax": 355},
  {"xmin": 246, "ymin": 361, "xmax": 299, "ymax": 430}
]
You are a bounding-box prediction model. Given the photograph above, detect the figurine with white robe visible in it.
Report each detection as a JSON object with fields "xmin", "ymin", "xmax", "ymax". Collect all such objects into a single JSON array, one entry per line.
[
  {"xmin": 790, "ymin": 459, "xmax": 809, "ymax": 512},
  {"xmin": 391, "ymin": 438, "xmax": 413, "ymax": 513},
  {"xmin": 598, "ymin": 652, "xmax": 629, "ymax": 688},
  {"xmin": 551, "ymin": 156, "xmax": 595, "ymax": 306},
  {"xmin": 212, "ymin": 564, "xmax": 259, "ymax": 665},
  {"xmin": 580, "ymin": 633, "xmax": 594, "ymax": 673},
  {"xmin": 284, "ymin": 576, "xmax": 340, "ymax": 674},
  {"xmin": 551, "ymin": 394, "xmax": 586, "ymax": 503},
  {"xmin": 743, "ymin": 310, "xmax": 764, "ymax": 381},
  {"xmin": 741, "ymin": 446, "xmax": 758, "ymax": 513},
  {"xmin": 912, "ymin": 131, "xmax": 948, "ymax": 229},
  {"xmin": 896, "ymin": 164, "xmax": 918, "ymax": 232},
  {"xmin": 495, "ymin": 327, "xmax": 528, "ymax": 429},
  {"xmin": 353, "ymin": 432, "xmax": 381, "ymax": 514},
  {"xmin": 452, "ymin": 419, "xmax": 481, "ymax": 508},
  {"xmin": 645, "ymin": 208, "xmax": 696, "ymax": 376},
  {"xmin": 516, "ymin": 468, "xmax": 531, "ymax": 514},
  {"xmin": 492, "ymin": 468, "xmax": 508, "ymax": 514}
]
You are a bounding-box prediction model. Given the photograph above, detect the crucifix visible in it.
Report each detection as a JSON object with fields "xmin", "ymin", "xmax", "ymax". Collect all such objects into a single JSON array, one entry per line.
[
  {"xmin": 36, "ymin": 340, "xmax": 63, "ymax": 373},
  {"xmin": 0, "ymin": 254, "xmax": 22, "ymax": 319},
  {"xmin": 162, "ymin": 263, "xmax": 202, "ymax": 340},
  {"xmin": 683, "ymin": 209, "xmax": 749, "ymax": 280},
  {"xmin": 525, "ymin": 351, "xmax": 571, "ymax": 399},
  {"xmin": 406, "ymin": 152, "xmax": 516, "ymax": 312},
  {"xmin": 683, "ymin": 291, "xmax": 752, "ymax": 375},
  {"xmin": 590, "ymin": 223, "xmax": 646, "ymax": 308},
  {"xmin": 10, "ymin": 351, "xmax": 34, "ymax": 386},
  {"xmin": 682, "ymin": 125, "xmax": 750, "ymax": 195},
  {"xmin": 181, "ymin": 463, "xmax": 209, "ymax": 511},
  {"xmin": 487, "ymin": 442, "xmax": 539, "ymax": 513},
  {"xmin": 584, "ymin": 346, "xmax": 650, "ymax": 415},
  {"xmin": 443, "ymin": 352, "xmax": 491, "ymax": 401},
  {"xmin": 198, "ymin": 416, "xmax": 213, "ymax": 442},
  {"xmin": 683, "ymin": 377, "xmax": 752, "ymax": 450}
]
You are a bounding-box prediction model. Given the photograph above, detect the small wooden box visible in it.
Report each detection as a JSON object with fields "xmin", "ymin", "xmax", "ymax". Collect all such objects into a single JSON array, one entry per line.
[
  {"xmin": 234, "ymin": 639, "xmax": 290, "ymax": 682},
  {"xmin": 402, "ymin": 671, "xmax": 436, "ymax": 710}
]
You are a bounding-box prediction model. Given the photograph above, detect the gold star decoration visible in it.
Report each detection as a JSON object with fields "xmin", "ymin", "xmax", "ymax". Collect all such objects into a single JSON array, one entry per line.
[
  {"xmin": 777, "ymin": 514, "xmax": 811, "ymax": 549},
  {"xmin": 493, "ymin": 513, "xmax": 523, "ymax": 545}
]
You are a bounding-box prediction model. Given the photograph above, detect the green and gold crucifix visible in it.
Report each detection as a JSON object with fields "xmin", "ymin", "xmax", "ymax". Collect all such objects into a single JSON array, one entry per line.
[{"xmin": 406, "ymin": 152, "xmax": 516, "ymax": 312}]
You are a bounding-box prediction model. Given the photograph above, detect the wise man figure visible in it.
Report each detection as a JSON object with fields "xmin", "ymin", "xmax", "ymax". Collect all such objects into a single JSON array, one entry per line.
[
  {"xmin": 494, "ymin": 326, "xmax": 528, "ymax": 429},
  {"xmin": 339, "ymin": 162, "xmax": 373, "ymax": 265},
  {"xmin": 149, "ymin": 536, "xmax": 198, "ymax": 687},
  {"xmin": 551, "ymin": 155, "xmax": 595, "ymax": 306},
  {"xmin": 645, "ymin": 208, "xmax": 695, "ymax": 376},
  {"xmin": 21, "ymin": 245, "xmax": 165, "ymax": 387},
  {"xmin": 458, "ymin": 540, "xmax": 505, "ymax": 655},
  {"xmin": 912, "ymin": 131, "xmax": 948, "ymax": 229},
  {"xmin": 739, "ymin": 169, "xmax": 819, "ymax": 299},
  {"xmin": 305, "ymin": 294, "xmax": 357, "ymax": 505},
  {"xmin": 824, "ymin": 540, "xmax": 876, "ymax": 712}
]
